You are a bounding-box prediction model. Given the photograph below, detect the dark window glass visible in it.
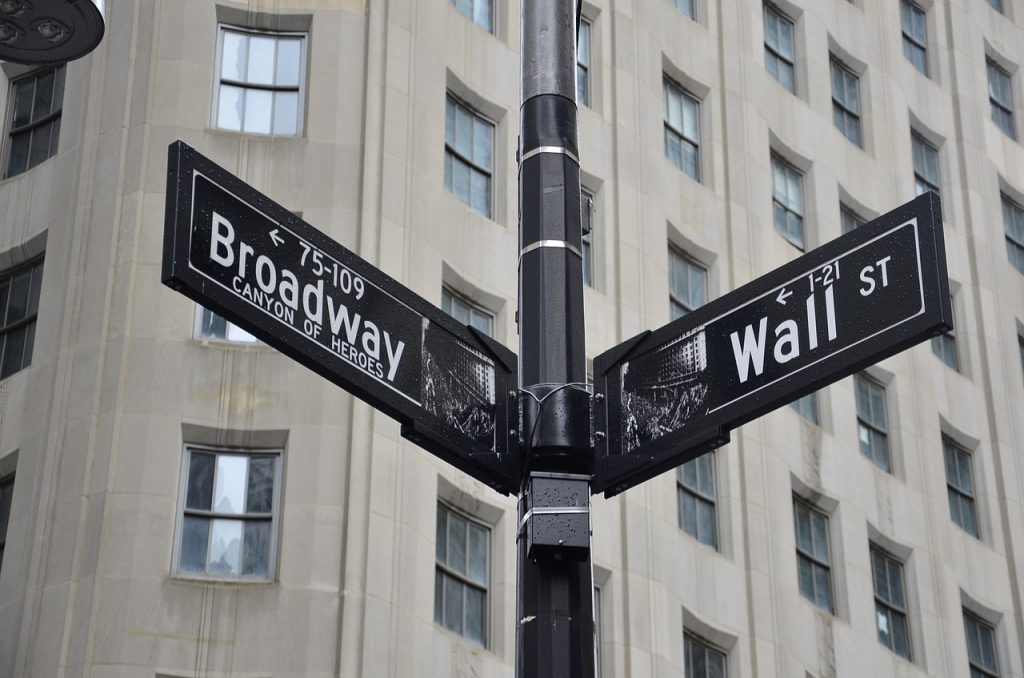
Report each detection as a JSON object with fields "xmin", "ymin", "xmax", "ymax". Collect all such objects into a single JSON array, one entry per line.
[
  {"xmin": 789, "ymin": 392, "xmax": 819, "ymax": 424},
  {"xmin": 5, "ymin": 66, "xmax": 64, "ymax": 177},
  {"xmin": 677, "ymin": 452, "xmax": 717, "ymax": 549},
  {"xmin": 684, "ymin": 633, "xmax": 727, "ymax": 678},
  {"xmin": 901, "ymin": 0, "xmax": 928, "ymax": 76},
  {"xmin": 0, "ymin": 474, "xmax": 14, "ymax": 574},
  {"xmin": 964, "ymin": 612, "xmax": 1000, "ymax": 677},
  {"xmin": 1003, "ymin": 195, "xmax": 1024, "ymax": 275},
  {"xmin": 442, "ymin": 287, "xmax": 494, "ymax": 336},
  {"xmin": 669, "ymin": 247, "xmax": 707, "ymax": 320},
  {"xmin": 435, "ymin": 503, "xmax": 489, "ymax": 645},
  {"xmin": 912, "ymin": 131, "xmax": 940, "ymax": 197},
  {"xmin": 931, "ymin": 294, "xmax": 959, "ymax": 371},
  {"xmin": 944, "ymin": 437, "xmax": 978, "ymax": 537},
  {"xmin": 831, "ymin": 58, "xmax": 862, "ymax": 147},
  {"xmin": 871, "ymin": 547, "xmax": 911, "ymax": 659},
  {"xmin": 445, "ymin": 95, "xmax": 494, "ymax": 218},
  {"xmin": 856, "ymin": 375, "xmax": 890, "ymax": 472},
  {"xmin": 582, "ymin": 190, "xmax": 595, "ymax": 287},
  {"xmin": 664, "ymin": 78, "xmax": 701, "ymax": 181},
  {"xmin": 840, "ymin": 203, "xmax": 865, "ymax": 234},
  {"xmin": 177, "ymin": 446, "xmax": 281, "ymax": 579},
  {"xmin": 673, "ymin": 0, "xmax": 695, "ymax": 19},
  {"xmin": 764, "ymin": 4, "xmax": 795, "ymax": 93},
  {"xmin": 577, "ymin": 19, "xmax": 592, "ymax": 107},
  {"xmin": 987, "ymin": 59, "xmax": 1015, "ymax": 139},
  {"xmin": 772, "ymin": 155, "xmax": 805, "ymax": 249},
  {"xmin": 794, "ymin": 498, "xmax": 833, "ymax": 613},
  {"xmin": 0, "ymin": 258, "xmax": 44, "ymax": 380}
]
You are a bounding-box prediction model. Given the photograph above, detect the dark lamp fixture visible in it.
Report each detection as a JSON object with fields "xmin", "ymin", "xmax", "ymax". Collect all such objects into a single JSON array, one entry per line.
[{"xmin": 0, "ymin": 0, "xmax": 102, "ymax": 63}]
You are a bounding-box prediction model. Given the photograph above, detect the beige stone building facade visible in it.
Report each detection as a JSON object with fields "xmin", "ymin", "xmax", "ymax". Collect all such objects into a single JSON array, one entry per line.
[{"xmin": 1, "ymin": 0, "xmax": 1023, "ymax": 676}]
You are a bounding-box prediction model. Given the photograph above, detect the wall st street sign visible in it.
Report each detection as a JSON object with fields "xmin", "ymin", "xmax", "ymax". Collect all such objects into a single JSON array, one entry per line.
[
  {"xmin": 162, "ymin": 141, "xmax": 520, "ymax": 494},
  {"xmin": 592, "ymin": 192, "xmax": 951, "ymax": 496}
]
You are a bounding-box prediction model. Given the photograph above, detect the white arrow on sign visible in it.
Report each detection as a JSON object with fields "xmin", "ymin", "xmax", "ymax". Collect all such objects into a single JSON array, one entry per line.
[
  {"xmin": 776, "ymin": 287, "xmax": 793, "ymax": 305},
  {"xmin": 269, "ymin": 229, "xmax": 284, "ymax": 247}
]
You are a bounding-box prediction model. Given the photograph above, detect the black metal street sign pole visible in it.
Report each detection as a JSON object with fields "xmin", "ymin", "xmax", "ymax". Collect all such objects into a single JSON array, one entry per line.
[{"xmin": 515, "ymin": 0, "xmax": 594, "ymax": 676}]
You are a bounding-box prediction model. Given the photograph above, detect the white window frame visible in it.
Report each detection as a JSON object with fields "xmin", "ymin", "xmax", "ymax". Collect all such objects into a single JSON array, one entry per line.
[
  {"xmin": 450, "ymin": 0, "xmax": 494, "ymax": 33},
  {"xmin": 901, "ymin": 0, "xmax": 929, "ymax": 77},
  {"xmin": 577, "ymin": 18, "xmax": 592, "ymax": 108},
  {"xmin": 194, "ymin": 304, "xmax": 260, "ymax": 344},
  {"xmin": 172, "ymin": 444, "xmax": 284, "ymax": 581},
  {"xmin": 912, "ymin": 131, "xmax": 940, "ymax": 197},
  {"xmin": 793, "ymin": 496, "xmax": 834, "ymax": 613},
  {"xmin": 771, "ymin": 154, "xmax": 805, "ymax": 249},
  {"xmin": 444, "ymin": 94, "xmax": 496, "ymax": 219},
  {"xmin": 4, "ymin": 65, "xmax": 65, "ymax": 179},
  {"xmin": 764, "ymin": 3, "xmax": 796, "ymax": 93},
  {"xmin": 677, "ymin": 452, "xmax": 718, "ymax": 550},
  {"xmin": 830, "ymin": 57, "xmax": 862, "ymax": 147},
  {"xmin": 213, "ymin": 24, "xmax": 308, "ymax": 137},
  {"xmin": 987, "ymin": 58, "xmax": 1016, "ymax": 140},
  {"xmin": 856, "ymin": 374, "xmax": 891, "ymax": 472},
  {"xmin": 789, "ymin": 392, "xmax": 819, "ymax": 424},
  {"xmin": 0, "ymin": 256, "xmax": 44, "ymax": 380},
  {"xmin": 1002, "ymin": 194, "xmax": 1024, "ymax": 275},
  {"xmin": 663, "ymin": 77, "xmax": 701, "ymax": 182},
  {"xmin": 669, "ymin": 246, "xmax": 707, "ymax": 320},
  {"xmin": 871, "ymin": 546, "xmax": 911, "ymax": 660}
]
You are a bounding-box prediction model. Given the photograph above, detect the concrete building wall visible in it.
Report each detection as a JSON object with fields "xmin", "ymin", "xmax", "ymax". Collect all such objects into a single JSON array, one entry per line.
[{"xmin": 0, "ymin": 0, "xmax": 1022, "ymax": 676}]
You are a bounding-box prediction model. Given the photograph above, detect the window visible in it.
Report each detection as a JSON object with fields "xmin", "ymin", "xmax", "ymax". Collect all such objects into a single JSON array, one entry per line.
[
  {"xmin": 944, "ymin": 437, "xmax": 978, "ymax": 537},
  {"xmin": 582, "ymin": 190, "xmax": 595, "ymax": 287},
  {"xmin": 435, "ymin": 503, "xmax": 489, "ymax": 645},
  {"xmin": 964, "ymin": 612, "xmax": 1000, "ymax": 678},
  {"xmin": 1003, "ymin": 195, "xmax": 1024, "ymax": 274},
  {"xmin": 677, "ymin": 452, "xmax": 717, "ymax": 549},
  {"xmin": 0, "ymin": 257, "xmax": 44, "ymax": 380},
  {"xmin": 901, "ymin": 0, "xmax": 928, "ymax": 76},
  {"xmin": 445, "ymin": 95, "xmax": 494, "ymax": 218},
  {"xmin": 794, "ymin": 498, "xmax": 833, "ymax": 613},
  {"xmin": 442, "ymin": 287, "xmax": 494, "ymax": 336},
  {"xmin": 577, "ymin": 18, "xmax": 592, "ymax": 107},
  {"xmin": 5, "ymin": 66, "xmax": 64, "ymax": 178},
  {"xmin": 840, "ymin": 203, "xmax": 865, "ymax": 234},
  {"xmin": 214, "ymin": 27, "xmax": 305, "ymax": 136},
  {"xmin": 772, "ymin": 155, "xmax": 805, "ymax": 249},
  {"xmin": 871, "ymin": 547, "xmax": 910, "ymax": 659},
  {"xmin": 175, "ymin": 445, "xmax": 282, "ymax": 579},
  {"xmin": 912, "ymin": 132, "xmax": 940, "ymax": 197},
  {"xmin": 0, "ymin": 474, "xmax": 13, "ymax": 574},
  {"xmin": 988, "ymin": 0, "xmax": 1004, "ymax": 12},
  {"xmin": 450, "ymin": 0, "xmax": 493, "ymax": 33},
  {"xmin": 663, "ymin": 78, "xmax": 701, "ymax": 181},
  {"xmin": 789, "ymin": 393, "xmax": 819, "ymax": 424},
  {"xmin": 831, "ymin": 58, "xmax": 862, "ymax": 147},
  {"xmin": 669, "ymin": 247, "xmax": 707, "ymax": 320},
  {"xmin": 196, "ymin": 305, "xmax": 258, "ymax": 343},
  {"xmin": 931, "ymin": 294, "xmax": 959, "ymax": 370},
  {"xmin": 763, "ymin": 4, "xmax": 795, "ymax": 93},
  {"xmin": 856, "ymin": 375, "xmax": 890, "ymax": 472},
  {"xmin": 684, "ymin": 633, "xmax": 727, "ymax": 678},
  {"xmin": 988, "ymin": 60, "xmax": 1015, "ymax": 139},
  {"xmin": 673, "ymin": 0, "xmax": 696, "ymax": 20}
]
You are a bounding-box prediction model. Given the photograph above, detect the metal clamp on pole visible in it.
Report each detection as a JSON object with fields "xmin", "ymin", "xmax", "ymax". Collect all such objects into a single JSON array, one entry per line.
[{"xmin": 521, "ymin": 472, "xmax": 591, "ymax": 562}]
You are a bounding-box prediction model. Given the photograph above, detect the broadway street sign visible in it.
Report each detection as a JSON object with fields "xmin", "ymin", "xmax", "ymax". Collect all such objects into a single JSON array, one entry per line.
[
  {"xmin": 592, "ymin": 192, "xmax": 951, "ymax": 496},
  {"xmin": 162, "ymin": 141, "xmax": 520, "ymax": 494}
]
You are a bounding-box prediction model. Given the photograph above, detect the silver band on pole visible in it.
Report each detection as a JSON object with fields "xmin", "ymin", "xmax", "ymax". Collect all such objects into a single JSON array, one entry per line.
[
  {"xmin": 519, "ymin": 145, "xmax": 580, "ymax": 165},
  {"xmin": 520, "ymin": 239, "xmax": 583, "ymax": 259}
]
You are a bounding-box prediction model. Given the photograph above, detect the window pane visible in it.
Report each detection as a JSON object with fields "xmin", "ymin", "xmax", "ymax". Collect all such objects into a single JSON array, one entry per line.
[
  {"xmin": 241, "ymin": 519, "xmax": 271, "ymax": 576},
  {"xmin": 798, "ymin": 556, "xmax": 814, "ymax": 600},
  {"xmin": 447, "ymin": 512, "xmax": 468, "ymax": 575},
  {"xmin": 436, "ymin": 507, "xmax": 448, "ymax": 563},
  {"xmin": 272, "ymin": 91, "xmax": 299, "ymax": 135},
  {"xmin": 452, "ymin": 157, "xmax": 471, "ymax": 204},
  {"xmin": 434, "ymin": 570, "xmax": 444, "ymax": 623},
  {"xmin": 455, "ymin": 105, "xmax": 473, "ymax": 158},
  {"xmin": 0, "ymin": 478, "xmax": 14, "ymax": 544},
  {"xmin": 464, "ymin": 585, "xmax": 485, "ymax": 643},
  {"xmin": 444, "ymin": 577, "xmax": 464, "ymax": 634},
  {"xmin": 246, "ymin": 35, "xmax": 276, "ymax": 85},
  {"xmin": 221, "ymin": 31, "xmax": 247, "ymax": 81},
  {"xmin": 473, "ymin": 0, "xmax": 492, "ymax": 32},
  {"xmin": 698, "ymin": 500, "xmax": 715, "ymax": 547},
  {"xmin": 28, "ymin": 122, "xmax": 53, "ymax": 169},
  {"xmin": 814, "ymin": 564, "xmax": 832, "ymax": 610},
  {"xmin": 1, "ymin": 327, "xmax": 26, "ymax": 378},
  {"xmin": 681, "ymin": 491, "xmax": 697, "ymax": 537},
  {"xmin": 8, "ymin": 132, "xmax": 30, "ymax": 177},
  {"xmin": 246, "ymin": 457, "xmax": 275, "ymax": 513},
  {"xmin": 275, "ymin": 38, "xmax": 302, "ymax": 87},
  {"xmin": 208, "ymin": 518, "xmax": 243, "ymax": 575},
  {"xmin": 7, "ymin": 270, "xmax": 31, "ymax": 323},
  {"xmin": 48, "ymin": 117, "xmax": 61, "ymax": 157},
  {"xmin": 243, "ymin": 89, "xmax": 273, "ymax": 134},
  {"xmin": 470, "ymin": 169, "xmax": 490, "ymax": 217},
  {"xmin": 472, "ymin": 117, "xmax": 492, "ymax": 169},
  {"xmin": 217, "ymin": 85, "xmax": 244, "ymax": 131},
  {"xmin": 186, "ymin": 452, "xmax": 215, "ymax": 510},
  {"xmin": 12, "ymin": 79, "xmax": 34, "ymax": 128},
  {"xmin": 180, "ymin": 515, "xmax": 210, "ymax": 572},
  {"xmin": 811, "ymin": 513, "xmax": 829, "ymax": 561},
  {"xmin": 467, "ymin": 522, "xmax": 487, "ymax": 584},
  {"xmin": 32, "ymin": 70, "xmax": 54, "ymax": 121},
  {"xmin": 213, "ymin": 455, "xmax": 247, "ymax": 514}
]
